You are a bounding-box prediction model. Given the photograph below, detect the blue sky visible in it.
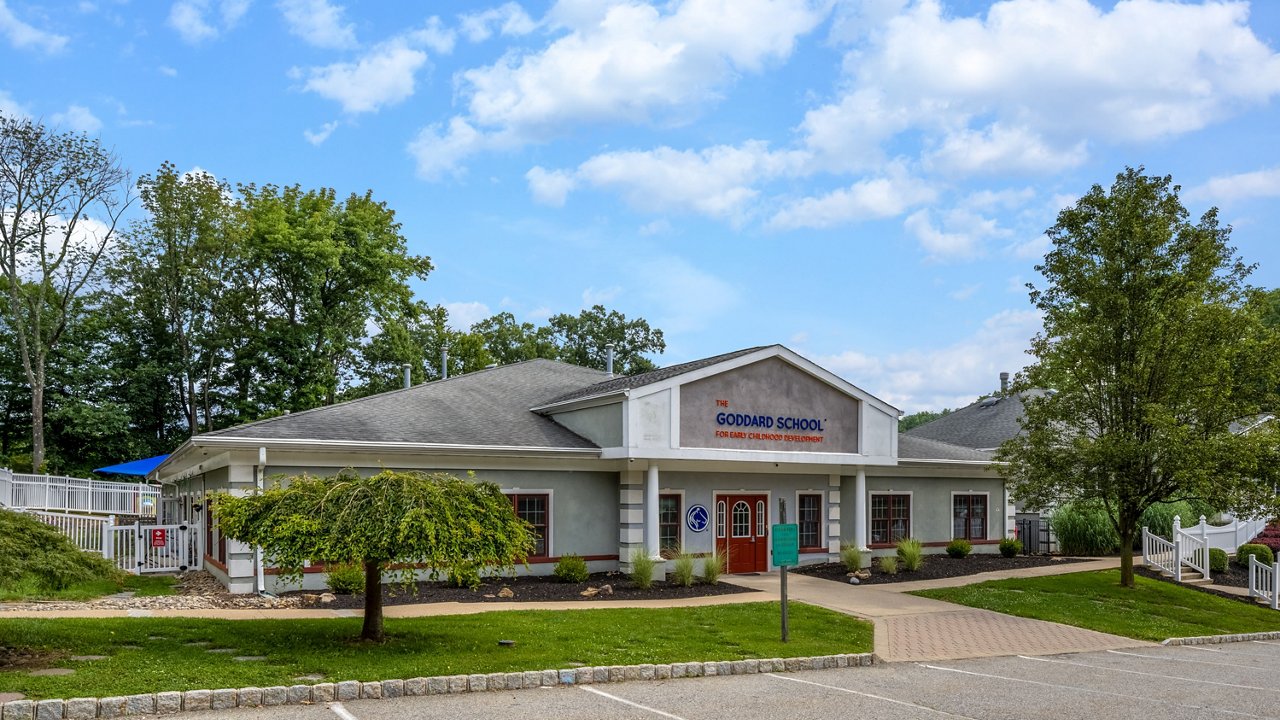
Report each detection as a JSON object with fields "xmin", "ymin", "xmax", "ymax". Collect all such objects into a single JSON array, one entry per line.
[{"xmin": 3, "ymin": 0, "xmax": 1279, "ymax": 412}]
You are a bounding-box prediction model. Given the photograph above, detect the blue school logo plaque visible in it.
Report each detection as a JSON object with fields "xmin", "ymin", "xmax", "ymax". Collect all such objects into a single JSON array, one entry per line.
[{"xmin": 686, "ymin": 504, "xmax": 710, "ymax": 533}]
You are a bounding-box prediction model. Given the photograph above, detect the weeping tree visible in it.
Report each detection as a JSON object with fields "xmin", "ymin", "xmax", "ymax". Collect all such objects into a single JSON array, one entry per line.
[
  {"xmin": 997, "ymin": 167, "xmax": 1280, "ymax": 588},
  {"xmin": 215, "ymin": 470, "xmax": 535, "ymax": 641}
]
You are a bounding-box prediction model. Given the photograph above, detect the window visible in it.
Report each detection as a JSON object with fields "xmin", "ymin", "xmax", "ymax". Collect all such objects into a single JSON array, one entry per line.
[
  {"xmin": 732, "ymin": 501, "xmax": 752, "ymax": 537},
  {"xmin": 659, "ymin": 494, "xmax": 681, "ymax": 556},
  {"xmin": 870, "ymin": 494, "xmax": 910, "ymax": 545},
  {"xmin": 716, "ymin": 500, "xmax": 726, "ymax": 538},
  {"xmin": 953, "ymin": 494, "xmax": 988, "ymax": 540},
  {"xmin": 756, "ymin": 500, "xmax": 766, "ymax": 536},
  {"xmin": 798, "ymin": 494, "xmax": 822, "ymax": 550},
  {"xmin": 509, "ymin": 493, "xmax": 549, "ymax": 557}
]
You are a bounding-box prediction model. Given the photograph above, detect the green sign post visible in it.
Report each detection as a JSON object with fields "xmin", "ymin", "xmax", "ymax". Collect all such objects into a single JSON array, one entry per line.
[{"xmin": 774, "ymin": 500, "xmax": 799, "ymax": 642}]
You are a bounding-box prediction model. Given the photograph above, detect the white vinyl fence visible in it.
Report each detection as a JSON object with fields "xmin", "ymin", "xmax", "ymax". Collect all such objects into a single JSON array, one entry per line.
[
  {"xmin": 30, "ymin": 510, "xmax": 115, "ymax": 555},
  {"xmin": 1249, "ymin": 555, "xmax": 1280, "ymax": 610},
  {"xmin": 0, "ymin": 469, "xmax": 159, "ymax": 518},
  {"xmin": 1143, "ymin": 514, "xmax": 1274, "ymax": 586},
  {"xmin": 27, "ymin": 510, "xmax": 202, "ymax": 575}
]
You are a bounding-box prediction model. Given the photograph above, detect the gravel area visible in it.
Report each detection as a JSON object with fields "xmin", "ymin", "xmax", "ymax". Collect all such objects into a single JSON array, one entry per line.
[
  {"xmin": 0, "ymin": 572, "xmax": 305, "ymax": 612},
  {"xmin": 792, "ymin": 553, "xmax": 1091, "ymax": 586}
]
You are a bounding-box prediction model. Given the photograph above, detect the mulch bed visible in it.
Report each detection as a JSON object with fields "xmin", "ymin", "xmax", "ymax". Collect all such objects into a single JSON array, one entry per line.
[
  {"xmin": 284, "ymin": 572, "xmax": 757, "ymax": 609},
  {"xmin": 792, "ymin": 553, "xmax": 1091, "ymax": 586}
]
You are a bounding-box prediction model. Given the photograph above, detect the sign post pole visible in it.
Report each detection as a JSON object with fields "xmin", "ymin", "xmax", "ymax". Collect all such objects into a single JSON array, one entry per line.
[{"xmin": 780, "ymin": 498, "xmax": 788, "ymax": 642}]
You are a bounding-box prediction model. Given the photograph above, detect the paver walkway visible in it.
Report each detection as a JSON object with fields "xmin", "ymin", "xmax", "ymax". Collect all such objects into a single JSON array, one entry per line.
[{"xmin": 726, "ymin": 557, "xmax": 1148, "ymax": 662}]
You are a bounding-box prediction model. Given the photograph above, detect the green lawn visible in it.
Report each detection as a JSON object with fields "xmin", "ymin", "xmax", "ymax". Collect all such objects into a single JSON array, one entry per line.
[
  {"xmin": 0, "ymin": 602, "xmax": 870, "ymax": 700},
  {"xmin": 0, "ymin": 574, "xmax": 175, "ymax": 602},
  {"xmin": 914, "ymin": 569, "xmax": 1280, "ymax": 641}
]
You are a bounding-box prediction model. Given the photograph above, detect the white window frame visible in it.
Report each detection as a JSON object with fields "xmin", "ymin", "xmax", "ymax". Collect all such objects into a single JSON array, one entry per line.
[{"xmin": 950, "ymin": 491, "xmax": 991, "ymax": 541}]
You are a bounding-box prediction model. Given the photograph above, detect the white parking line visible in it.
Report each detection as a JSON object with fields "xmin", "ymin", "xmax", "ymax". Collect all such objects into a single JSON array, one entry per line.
[
  {"xmin": 328, "ymin": 702, "xmax": 359, "ymax": 720},
  {"xmin": 922, "ymin": 663, "xmax": 1265, "ymax": 718},
  {"xmin": 1107, "ymin": 648, "xmax": 1272, "ymax": 669},
  {"xmin": 1019, "ymin": 655, "xmax": 1280, "ymax": 693},
  {"xmin": 764, "ymin": 673, "xmax": 978, "ymax": 719},
  {"xmin": 580, "ymin": 686, "xmax": 688, "ymax": 720}
]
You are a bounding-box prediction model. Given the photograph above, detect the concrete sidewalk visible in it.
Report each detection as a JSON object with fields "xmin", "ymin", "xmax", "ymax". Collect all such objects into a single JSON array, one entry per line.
[{"xmin": 726, "ymin": 556, "xmax": 1147, "ymax": 662}]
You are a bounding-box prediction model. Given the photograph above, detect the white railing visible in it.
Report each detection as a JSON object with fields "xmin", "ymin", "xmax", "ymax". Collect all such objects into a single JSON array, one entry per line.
[
  {"xmin": 1191, "ymin": 513, "xmax": 1271, "ymax": 553},
  {"xmin": 108, "ymin": 521, "xmax": 203, "ymax": 575},
  {"xmin": 3, "ymin": 470, "xmax": 159, "ymax": 517},
  {"xmin": 1174, "ymin": 515, "xmax": 1210, "ymax": 582},
  {"xmin": 30, "ymin": 510, "xmax": 115, "ymax": 555},
  {"xmin": 1142, "ymin": 526, "xmax": 1181, "ymax": 581},
  {"xmin": 1249, "ymin": 555, "xmax": 1280, "ymax": 610}
]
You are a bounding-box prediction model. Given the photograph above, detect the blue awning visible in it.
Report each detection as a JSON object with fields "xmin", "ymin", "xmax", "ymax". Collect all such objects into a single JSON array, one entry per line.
[{"xmin": 93, "ymin": 454, "xmax": 170, "ymax": 477}]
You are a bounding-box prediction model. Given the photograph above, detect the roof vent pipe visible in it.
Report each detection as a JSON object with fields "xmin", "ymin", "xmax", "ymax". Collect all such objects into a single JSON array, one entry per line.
[
  {"xmin": 605, "ymin": 344, "xmax": 616, "ymax": 378},
  {"xmin": 999, "ymin": 371, "xmax": 1009, "ymax": 394},
  {"xmin": 402, "ymin": 364, "xmax": 411, "ymax": 389},
  {"xmin": 441, "ymin": 345, "xmax": 449, "ymax": 380}
]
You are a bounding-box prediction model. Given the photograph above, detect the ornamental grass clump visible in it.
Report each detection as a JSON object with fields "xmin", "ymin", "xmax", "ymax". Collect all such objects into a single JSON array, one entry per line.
[
  {"xmin": 1050, "ymin": 501, "xmax": 1119, "ymax": 556},
  {"xmin": 701, "ymin": 551, "xmax": 724, "ymax": 584},
  {"xmin": 630, "ymin": 549, "xmax": 656, "ymax": 590},
  {"xmin": 876, "ymin": 555, "xmax": 898, "ymax": 575},
  {"xmin": 896, "ymin": 537, "xmax": 925, "ymax": 571},
  {"xmin": 840, "ymin": 542, "xmax": 863, "ymax": 572},
  {"xmin": 671, "ymin": 553, "xmax": 696, "ymax": 587}
]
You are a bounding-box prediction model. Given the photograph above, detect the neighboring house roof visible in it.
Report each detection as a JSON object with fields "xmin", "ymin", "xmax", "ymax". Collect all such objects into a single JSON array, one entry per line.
[
  {"xmin": 198, "ymin": 359, "xmax": 609, "ymax": 448},
  {"xmin": 897, "ymin": 434, "xmax": 994, "ymax": 463},
  {"xmin": 904, "ymin": 392, "xmax": 1037, "ymax": 451},
  {"xmin": 536, "ymin": 346, "xmax": 769, "ymax": 408}
]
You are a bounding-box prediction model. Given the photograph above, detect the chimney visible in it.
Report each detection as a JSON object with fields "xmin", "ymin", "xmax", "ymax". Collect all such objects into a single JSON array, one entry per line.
[
  {"xmin": 441, "ymin": 344, "xmax": 449, "ymax": 380},
  {"xmin": 402, "ymin": 364, "xmax": 411, "ymax": 389},
  {"xmin": 605, "ymin": 344, "xmax": 616, "ymax": 378},
  {"xmin": 1000, "ymin": 371, "xmax": 1010, "ymax": 395}
]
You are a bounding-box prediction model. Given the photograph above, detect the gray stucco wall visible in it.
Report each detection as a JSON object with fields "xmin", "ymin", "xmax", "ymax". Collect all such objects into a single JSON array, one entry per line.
[
  {"xmin": 679, "ymin": 357, "xmax": 860, "ymax": 453},
  {"xmin": 842, "ymin": 474, "xmax": 1006, "ymax": 554},
  {"xmin": 548, "ymin": 403, "xmax": 623, "ymax": 448}
]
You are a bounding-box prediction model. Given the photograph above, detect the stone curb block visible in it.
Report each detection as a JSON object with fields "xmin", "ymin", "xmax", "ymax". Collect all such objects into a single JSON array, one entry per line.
[
  {"xmin": 0, "ymin": 653, "xmax": 874, "ymax": 718},
  {"xmin": 1163, "ymin": 630, "xmax": 1280, "ymax": 646}
]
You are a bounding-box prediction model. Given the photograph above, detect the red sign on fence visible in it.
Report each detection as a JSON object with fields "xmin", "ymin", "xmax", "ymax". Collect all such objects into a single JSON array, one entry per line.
[{"xmin": 150, "ymin": 528, "xmax": 167, "ymax": 547}]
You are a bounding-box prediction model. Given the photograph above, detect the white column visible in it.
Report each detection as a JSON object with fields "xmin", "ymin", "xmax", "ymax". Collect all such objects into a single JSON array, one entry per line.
[
  {"xmin": 854, "ymin": 468, "xmax": 868, "ymax": 550},
  {"xmin": 645, "ymin": 463, "xmax": 660, "ymax": 557}
]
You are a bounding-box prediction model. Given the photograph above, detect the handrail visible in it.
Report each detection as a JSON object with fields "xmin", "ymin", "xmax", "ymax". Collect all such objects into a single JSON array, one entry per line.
[
  {"xmin": 1248, "ymin": 555, "xmax": 1280, "ymax": 610},
  {"xmin": 3, "ymin": 471, "xmax": 159, "ymax": 517},
  {"xmin": 1173, "ymin": 515, "xmax": 1210, "ymax": 582},
  {"xmin": 1142, "ymin": 526, "xmax": 1179, "ymax": 581}
]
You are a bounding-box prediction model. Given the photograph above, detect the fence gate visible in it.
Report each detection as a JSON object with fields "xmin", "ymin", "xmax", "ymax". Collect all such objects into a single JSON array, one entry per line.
[
  {"xmin": 1016, "ymin": 516, "xmax": 1056, "ymax": 555},
  {"xmin": 108, "ymin": 521, "xmax": 203, "ymax": 574}
]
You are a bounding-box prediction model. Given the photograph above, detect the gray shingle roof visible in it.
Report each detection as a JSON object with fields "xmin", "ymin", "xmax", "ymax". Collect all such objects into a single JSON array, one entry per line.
[
  {"xmin": 898, "ymin": 434, "xmax": 994, "ymax": 462},
  {"xmin": 904, "ymin": 392, "xmax": 1034, "ymax": 450},
  {"xmin": 535, "ymin": 346, "xmax": 770, "ymax": 408},
  {"xmin": 200, "ymin": 359, "xmax": 609, "ymax": 448}
]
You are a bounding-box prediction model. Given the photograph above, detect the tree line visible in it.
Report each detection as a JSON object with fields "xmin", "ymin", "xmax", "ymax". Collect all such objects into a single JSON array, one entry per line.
[{"xmin": 0, "ymin": 115, "xmax": 664, "ymax": 477}]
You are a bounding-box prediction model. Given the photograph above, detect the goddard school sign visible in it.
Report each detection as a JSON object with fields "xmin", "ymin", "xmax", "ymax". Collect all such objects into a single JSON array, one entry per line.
[{"xmin": 678, "ymin": 357, "xmax": 861, "ymax": 454}]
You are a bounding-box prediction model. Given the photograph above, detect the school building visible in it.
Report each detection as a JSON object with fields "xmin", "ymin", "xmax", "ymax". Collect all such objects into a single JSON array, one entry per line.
[{"xmin": 150, "ymin": 345, "xmax": 1006, "ymax": 594}]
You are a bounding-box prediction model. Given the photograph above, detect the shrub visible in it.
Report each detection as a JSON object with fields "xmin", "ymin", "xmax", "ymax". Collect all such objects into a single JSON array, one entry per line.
[
  {"xmin": 630, "ymin": 549, "xmax": 656, "ymax": 589},
  {"xmin": 1136, "ymin": 501, "xmax": 1218, "ymax": 548},
  {"xmin": 1246, "ymin": 525, "xmax": 1280, "ymax": 556},
  {"xmin": 1209, "ymin": 548, "xmax": 1228, "ymax": 574},
  {"xmin": 876, "ymin": 555, "xmax": 898, "ymax": 575},
  {"xmin": 325, "ymin": 563, "xmax": 365, "ymax": 594},
  {"xmin": 701, "ymin": 551, "xmax": 723, "ymax": 585},
  {"xmin": 447, "ymin": 562, "xmax": 481, "ymax": 589},
  {"xmin": 1050, "ymin": 501, "xmax": 1119, "ymax": 556},
  {"xmin": 1237, "ymin": 543, "xmax": 1274, "ymax": 567},
  {"xmin": 998, "ymin": 537, "xmax": 1022, "ymax": 558},
  {"xmin": 945, "ymin": 539, "xmax": 972, "ymax": 559},
  {"xmin": 670, "ymin": 554, "xmax": 696, "ymax": 587},
  {"xmin": 840, "ymin": 542, "xmax": 863, "ymax": 572},
  {"xmin": 552, "ymin": 554, "xmax": 590, "ymax": 583},
  {"xmin": 896, "ymin": 537, "xmax": 924, "ymax": 571},
  {"xmin": 0, "ymin": 509, "xmax": 122, "ymax": 596}
]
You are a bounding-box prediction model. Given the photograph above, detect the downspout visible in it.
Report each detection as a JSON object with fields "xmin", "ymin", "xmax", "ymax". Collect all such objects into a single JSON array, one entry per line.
[{"xmin": 256, "ymin": 446, "xmax": 266, "ymax": 595}]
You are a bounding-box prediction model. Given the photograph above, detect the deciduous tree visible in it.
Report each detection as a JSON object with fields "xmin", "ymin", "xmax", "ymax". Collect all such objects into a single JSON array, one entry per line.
[
  {"xmin": 215, "ymin": 470, "xmax": 535, "ymax": 641},
  {"xmin": 996, "ymin": 167, "xmax": 1280, "ymax": 587}
]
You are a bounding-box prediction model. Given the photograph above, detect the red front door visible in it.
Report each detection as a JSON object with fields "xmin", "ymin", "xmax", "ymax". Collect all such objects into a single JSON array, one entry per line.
[{"xmin": 717, "ymin": 494, "xmax": 768, "ymax": 573}]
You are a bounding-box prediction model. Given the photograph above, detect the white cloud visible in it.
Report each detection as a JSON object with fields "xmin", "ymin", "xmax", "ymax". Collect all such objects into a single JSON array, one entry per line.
[
  {"xmin": 962, "ymin": 187, "xmax": 1035, "ymax": 212},
  {"xmin": 816, "ymin": 308, "xmax": 1042, "ymax": 413},
  {"xmin": 459, "ymin": 2, "xmax": 536, "ymax": 42},
  {"xmin": 582, "ymin": 286, "xmax": 621, "ymax": 306},
  {"xmin": 1009, "ymin": 235, "xmax": 1051, "ymax": 261},
  {"xmin": 801, "ymin": 0, "xmax": 1280, "ymax": 178},
  {"xmin": 638, "ymin": 219, "xmax": 670, "ymax": 236},
  {"xmin": 300, "ymin": 38, "xmax": 427, "ymax": 113},
  {"xmin": 525, "ymin": 166, "xmax": 576, "ymax": 207},
  {"xmin": 51, "ymin": 105, "xmax": 102, "ymax": 134},
  {"xmin": 768, "ymin": 166, "xmax": 935, "ymax": 230},
  {"xmin": 925, "ymin": 123, "xmax": 1088, "ymax": 175},
  {"xmin": 443, "ymin": 301, "xmax": 492, "ymax": 330},
  {"xmin": 905, "ymin": 210, "xmax": 978, "ymax": 262},
  {"xmin": 278, "ymin": 0, "xmax": 356, "ymax": 49},
  {"xmin": 168, "ymin": 0, "xmax": 249, "ymax": 44},
  {"xmin": 408, "ymin": 117, "xmax": 489, "ymax": 180},
  {"xmin": 0, "ymin": 0, "xmax": 68, "ymax": 53},
  {"xmin": 420, "ymin": 0, "xmax": 829, "ymax": 175},
  {"xmin": 159, "ymin": 65, "xmax": 179, "ymax": 77},
  {"xmin": 1188, "ymin": 167, "xmax": 1280, "ymax": 204},
  {"xmin": 408, "ymin": 16, "xmax": 455, "ymax": 55},
  {"xmin": 950, "ymin": 283, "xmax": 981, "ymax": 301},
  {"xmin": 303, "ymin": 120, "xmax": 338, "ymax": 145},
  {"xmin": 0, "ymin": 90, "xmax": 30, "ymax": 119}
]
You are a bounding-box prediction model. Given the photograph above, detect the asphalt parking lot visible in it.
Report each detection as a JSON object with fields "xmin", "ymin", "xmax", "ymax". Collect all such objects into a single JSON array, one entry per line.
[{"xmin": 194, "ymin": 642, "xmax": 1280, "ymax": 719}]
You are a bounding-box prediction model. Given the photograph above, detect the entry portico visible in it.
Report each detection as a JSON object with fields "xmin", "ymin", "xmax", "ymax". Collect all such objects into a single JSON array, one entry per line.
[{"xmin": 151, "ymin": 344, "xmax": 1007, "ymax": 593}]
